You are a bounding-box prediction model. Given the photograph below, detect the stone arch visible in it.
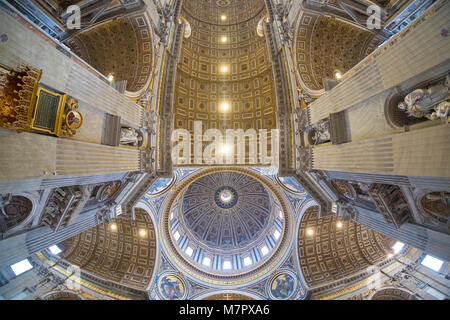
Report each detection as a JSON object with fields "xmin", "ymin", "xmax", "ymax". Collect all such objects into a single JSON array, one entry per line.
[
  {"xmin": 41, "ymin": 290, "xmax": 84, "ymax": 300},
  {"xmin": 66, "ymin": 14, "xmax": 154, "ymax": 96},
  {"xmin": 297, "ymin": 206, "xmax": 395, "ymax": 288},
  {"xmin": 58, "ymin": 208, "xmax": 157, "ymax": 290},
  {"xmin": 293, "ymin": 13, "xmax": 381, "ymax": 96},
  {"xmin": 370, "ymin": 287, "xmax": 413, "ymax": 300}
]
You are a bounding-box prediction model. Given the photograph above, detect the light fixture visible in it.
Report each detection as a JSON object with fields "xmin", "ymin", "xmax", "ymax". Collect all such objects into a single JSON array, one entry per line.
[
  {"xmin": 336, "ymin": 221, "xmax": 343, "ymax": 228},
  {"xmin": 110, "ymin": 223, "xmax": 118, "ymax": 231},
  {"xmin": 220, "ymin": 36, "xmax": 228, "ymax": 43},
  {"xmin": 139, "ymin": 229, "xmax": 147, "ymax": 237},
  {"xmin": 220, "ymin": 64, "xmax": 229, "ymax": 73},
  {"xmin": 306, "ymin": 228, "xmax": 314, "ymax": 236},
  {"xmin": 334, "ymin": 70, "xmax": 342, "ymax": 80},
  {"xmin": 219, "ymin": 101, "xmax": 230, "ymax": 112},
  {"xmin": 220, "ymin": 15, "xmax": 227, "ymax": 21},
  {"xmin": 107, "ymin": 74, "xmax": 114, "ymax": 82},
  {"xmin": 387, "ymin": 253, "xmax": 394, "ymax": 258},
  {"xmin": 49, "ymin": 245, "xmax": 62, "ymax": 255}
]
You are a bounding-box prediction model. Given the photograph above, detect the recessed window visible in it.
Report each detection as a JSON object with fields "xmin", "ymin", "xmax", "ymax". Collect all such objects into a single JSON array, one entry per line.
[
  {"xmin": 173, "ymin": 231, "xmax": 180, "ymax": 241},
  {"xmin": 243, "ymin": 256, "xmax": 252, "ymax": 266},
  {"xmin": 261, "ymin": 245, "xmax": 269, "ymax": 256},
  {"xmin": 10, "ymin": 259, "xmax": 33, "ymax": 276},
  {"xmin": 273, "ymin": 230, "xmax": 280, "ymax": 240},
  {"xmin": 202, "ymin": 257, "xmax": 211, "ymax": 267},
  {"xmin": 392, "ymin": 241, "xmax": 405, "ymax": 254},
  {"xmin": 279, "ymin": 211, "xmax": 283, "ymax": 219},
  {"xmin": 185, "ymin": 246, "xmax": 193, "ymax": 257},
  {"xmin": 223, "ymin": 260, "xmax": 232, "ymax": 270},
  {"xmin": 421, "ymin": 255, "xmax": 444, "ymax": 272},
  {"xmin": 49, "ymin": 245, "xmax": 62, "ymax": 255},
  {"xmin": 170, "ymin": 212, "xmax": 174, "ymax": 220}
]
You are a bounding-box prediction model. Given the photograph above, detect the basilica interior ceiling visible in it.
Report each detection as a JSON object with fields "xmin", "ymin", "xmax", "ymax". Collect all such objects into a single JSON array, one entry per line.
[
  {"xmin": 58, "ymin": 208, "xmax": 156, "ymax": 290},
  {"xmin": 174, "ymin": 0, "xmax": 276, "ymax": 137},
  {"xmin": 298, "ymin": 206, "xmax": 396, "ymax": 287},
  {"xmin": 1, "ymin": 0, "xmax": 447, "ymax": 303},
  {"xmin": 66, "ymin": 14, "xmax": 153, "ymax": 93}
]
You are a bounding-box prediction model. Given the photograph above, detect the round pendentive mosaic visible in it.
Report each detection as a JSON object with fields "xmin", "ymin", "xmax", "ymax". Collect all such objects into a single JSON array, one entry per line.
[
  {"xmin": 157, "ymin": 272, "xmax": 188, "ymax": 300},
  {"xmin": 267, "ymin": 270, "xmax": 298, "ymax": 300}
]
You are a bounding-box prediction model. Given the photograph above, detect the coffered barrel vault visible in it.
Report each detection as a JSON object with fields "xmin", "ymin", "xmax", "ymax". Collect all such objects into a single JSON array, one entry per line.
[{"xmin": 173, "ymin": 0, "xmax": 276, "ymax": 164}]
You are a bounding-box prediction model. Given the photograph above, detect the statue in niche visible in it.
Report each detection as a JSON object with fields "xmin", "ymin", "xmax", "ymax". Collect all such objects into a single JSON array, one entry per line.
[
  {"xmin": 398, "ymin": 75, "xmax": 450, "ymax": 121},
  {"xmin": 0, "ymin": 193, "xmax": 12, "ymax": 218},
  {"xmin": 298, "ymin": 91, "xmax": 314, "ymax": 106},
  {"xmin": 309, "ymin": 119, "xmax": 330, "ymax": 145},
  {"xmin": 120, "ymin": 127, "xmax": 142, "ymax": 147}
]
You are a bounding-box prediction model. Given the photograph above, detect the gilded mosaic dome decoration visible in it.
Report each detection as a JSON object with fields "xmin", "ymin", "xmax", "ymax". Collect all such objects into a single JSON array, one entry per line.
[{"xmin": 181, "ymin": 172, "xmax": 273, "ymax": 251}]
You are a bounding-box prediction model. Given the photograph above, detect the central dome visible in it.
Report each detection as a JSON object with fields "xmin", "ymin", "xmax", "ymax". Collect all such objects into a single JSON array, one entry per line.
[
  {"xmin": 162, "ymin": 168, "xmax": 292, "ymax": 284},
  {"xmin": 181, "ymin": 172, "xmax": 272, "ymax": 251}
]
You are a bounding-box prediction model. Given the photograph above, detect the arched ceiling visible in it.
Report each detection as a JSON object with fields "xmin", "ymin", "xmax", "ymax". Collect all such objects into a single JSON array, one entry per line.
[
  {"xmin": 174, "ymin": 0, "xmax": 276, "ymax": 142},
  {"xmin": 58, "ymin": 208, "xmax": 156, "ymax": 290},
  {"xmin": 371, "ymin": 288, "xmax": 412, "ymax": 300},
  {"xmin": 66, "ymin": 14, "xmax": 153, "ymax": 93},
  {"xmin": 298, "ymin": 206, "xmax": 395, "ymax": 288},
  {"xmin": 183, "ymin": 0, "xmax": 266, "ymax": 25},
  {"xmin": 294, "ymin": 14, "xmax": 380, "ymax": 93}
]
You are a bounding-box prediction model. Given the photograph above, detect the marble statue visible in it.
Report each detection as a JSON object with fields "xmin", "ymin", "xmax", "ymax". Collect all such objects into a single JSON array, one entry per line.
[
  {"xmin": 398, "ymin": 75, "xmax": 450, "ymax": 120},
  {"xmin": 311, "ymin": 119, "xmax": 330, "ymax": 144},
  {"xmin": 120, "ymin": 127, "xmax": 142, "ymax": 146},
  {"xmin": 0, "ymin": 194, "xmax": 12, "ymax": 218}
]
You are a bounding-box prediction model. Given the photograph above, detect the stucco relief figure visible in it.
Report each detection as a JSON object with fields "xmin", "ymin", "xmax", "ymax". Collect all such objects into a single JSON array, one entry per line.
[
  {"xmin": 120, "ymin": 127, "xmax": 142, "ymax": 146},
  {"xmin": 398, "ymin": 75, "xmax": 450, "ymax": 120}
]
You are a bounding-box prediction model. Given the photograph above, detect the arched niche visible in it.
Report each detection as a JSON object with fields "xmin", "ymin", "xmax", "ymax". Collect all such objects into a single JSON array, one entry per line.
[
  {"xmin": 41, "ymin": 290, "xmax": 84, "ymax": 300},
  {"xmin": 370, "ymin": 287, "xmax": 413, "ymax": 300},
  {"xmin": 0, "ymin": 193, "xmax": 38, "ymax": 234}
]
